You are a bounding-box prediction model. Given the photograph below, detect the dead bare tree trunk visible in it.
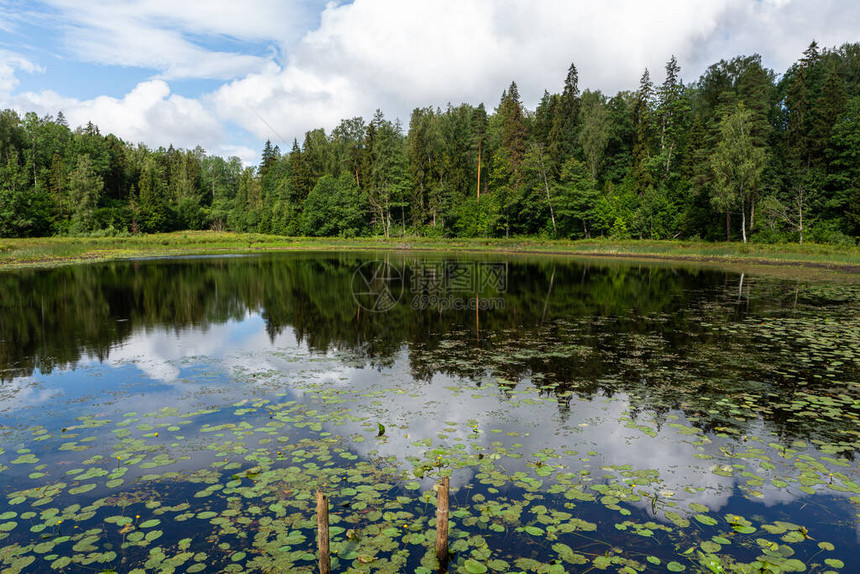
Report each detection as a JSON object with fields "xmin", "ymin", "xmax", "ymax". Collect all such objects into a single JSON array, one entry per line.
[
  {"xmin": 539, "ymin": 161, "xmax": 557, "ymax": 235},
  {"xmin": 534, "ymin": 145, "xmax": 557, "ymax": 235},
  {"xmin": 798, "ymin": 187, "xmax": 803, "ymax": 245},
  {"xmin": 726, "ymin": 211, "xmax": 731, "ymax": 242},
  {"xmin": 476, "ymin": 139, "xmax": 482, "ymax": 201},
  {"xmin": 750, "ymin": 200, "xmax": 755, "ymax": 232}
]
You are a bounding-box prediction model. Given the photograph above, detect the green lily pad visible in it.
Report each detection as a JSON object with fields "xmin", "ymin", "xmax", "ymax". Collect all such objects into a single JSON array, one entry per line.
[{"xmin": 464, "ymin": 558, "xmax": 488, "ymax": 573}]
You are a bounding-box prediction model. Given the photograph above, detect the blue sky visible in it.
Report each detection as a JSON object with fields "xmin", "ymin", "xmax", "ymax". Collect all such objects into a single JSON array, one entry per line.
[{"xmin": 1, "ymin": 0, "xmax": 857, "ymax": 165}]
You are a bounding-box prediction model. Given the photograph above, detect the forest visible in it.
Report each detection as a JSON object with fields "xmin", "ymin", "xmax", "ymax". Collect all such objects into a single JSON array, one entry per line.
[{"xmin": 1, "ymin": 41, "xmax": 858, "ymax": 244}]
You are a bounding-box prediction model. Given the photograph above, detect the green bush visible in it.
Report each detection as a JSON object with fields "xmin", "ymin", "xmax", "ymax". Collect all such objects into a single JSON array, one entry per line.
[
  {"xmin": 750, "ymin": 227, "xmax": 789, "ymax": 244},
  {"xmin": 452, "ymin": 195, "xmax": 501, "ymax": 237},
  {"xmin": 300, "ymin": 174, "xmax": 368, "ymax": 237},
  {"xmin": 807, "ymin": 222, "xmax": 857, "ymax": 246}
]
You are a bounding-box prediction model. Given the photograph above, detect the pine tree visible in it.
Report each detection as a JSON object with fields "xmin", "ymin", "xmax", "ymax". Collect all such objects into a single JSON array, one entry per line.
[
  {"xmin": 556, "ymin": 157, "xmax": 598, "ymax": 238},
  {"xmin": 137, "ymin": 156, "xmax": 170, "ymax": 232},
  {"xmin": 67, "ymin": 154, "xmax": 103, "ymax": 232},
  {"xmin": 734, "ymin": 55, "xmax": 774, "ymax": 149},
  {"xmin": 495, "ymin": 82, "xmax": 529, "ymax": 236},
  {"xmin": 826, "ymin": 96, "xmax": 860, "ymax": 233},
  {"xmin": 785, "ymin": 42, "xmax": 821, "ymax": 169},
  {"xmin": 471, "ymin": 104, "xmax": 488, "ymax": 199},
  {"xmin": 259, "ymin": 140, "xmax": 276, "ymax": 177},
  {"xmin": 499, "ymin": 82, "xmax": 527, "ymax": 170},
  {"xmin": 655, "ymin": 56, "xmax": 689, "ymax": 177},
  {"xmin": 302, "ymin": 129, "xmax": 329, "ymax": 182},
  {"xmin": 366, "ymin": 109, "xmax": 402, "ymax": 238},
  {"xmin": 813, "ymin": 67, "xmax": 846, "ymax": 165},
  {"xmin": 560, "ymin": 63, "xmax": 581, "ymax": 158},
  {"xmin": 0, "ymin": 157, "xmax": 32, "ymax": 237},
  {"xmin": 533, "ymin": 91, "xmax": 556, "ymax": 145},
  {"xmin": 288, "ymin": 139, "xmax": 312, "ymax": 202},
  {"xmin": 632, "ymin": 69, "xmax": 654, "ymax": 194},
  {"xmin": 331, "ymin": 117, "xmax": 366, "ymax": 185},
  {"xmin": 658, "ymin": 57, "xmax": 680, "ymax": 152},
  {"xmin": 49, "ymin": 153, "xmax": 67, "ymax": 220},
  {"xmin": 407, "ymin": 107, "xmax": 439, "ymax": 225},
  {"xmin": 579, "ymin": 91, "xmax": 610, "ymax": 180},
  {"xmin": 679, "ymin": 115, "xmax": 714, "ymax": 236}
]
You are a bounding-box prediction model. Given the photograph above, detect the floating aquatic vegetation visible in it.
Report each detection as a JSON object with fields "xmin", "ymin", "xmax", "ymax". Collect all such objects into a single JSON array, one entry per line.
[{"xmin": 0, "ymin": 377, "xmax": 855, "ymax": 573}]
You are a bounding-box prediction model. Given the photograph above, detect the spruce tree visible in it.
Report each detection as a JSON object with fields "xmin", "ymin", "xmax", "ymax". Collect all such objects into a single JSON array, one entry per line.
[
  {"xmin": 499, "ymin": 82, "xmax": 527, "ymax": 170},
  {"xmin": 288, "ymin": 139, "xmax": 312, "ymax": 202},
  {"xmin": 632, "ymin": 69, "xmax": 654, "ymax": 195},
  {"xmin": 813, "ymin": 67, "xmax": 846, "ymax": 165},
  {"xmin": 655, "ymin": 56, "xmax": 689, "ymax": 178},
  {"xmin": 259, "ymin": 140, "xmax": 275, "ymax": 177}
]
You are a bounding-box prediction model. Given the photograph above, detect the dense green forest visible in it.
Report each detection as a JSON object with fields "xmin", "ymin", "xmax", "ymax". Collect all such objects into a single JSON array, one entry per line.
[{"xmin": 1, "ymin": 41, "xmax": 858, "ymax": 243}]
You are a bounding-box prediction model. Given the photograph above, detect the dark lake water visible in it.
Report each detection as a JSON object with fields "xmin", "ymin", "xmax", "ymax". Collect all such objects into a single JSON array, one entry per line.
[{"xmin": 0, "ymin": 252, "xmax": 857, "ymax": 573}]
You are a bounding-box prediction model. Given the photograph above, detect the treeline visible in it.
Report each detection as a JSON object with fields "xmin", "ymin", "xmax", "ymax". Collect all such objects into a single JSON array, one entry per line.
[{"xmin": 1, "ymin": 41, "xmax": 858, "ymax": 243}]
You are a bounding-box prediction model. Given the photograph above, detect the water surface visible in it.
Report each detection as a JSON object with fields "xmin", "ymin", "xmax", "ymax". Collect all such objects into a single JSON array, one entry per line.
[{"xmin": 0, "ymin": 253, "xmax": 857, "ymax": 573}]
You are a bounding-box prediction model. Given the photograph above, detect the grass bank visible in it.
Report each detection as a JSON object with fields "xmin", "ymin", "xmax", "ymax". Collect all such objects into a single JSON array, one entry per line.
[{"xmin": 1, "ymin": 231, "xmax": 859, "ymax": 273}]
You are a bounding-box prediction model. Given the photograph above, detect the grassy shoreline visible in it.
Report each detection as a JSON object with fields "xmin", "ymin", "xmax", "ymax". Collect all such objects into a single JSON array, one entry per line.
[{"xmin": 1, "ymin": 231, "xmax": 859, "ymax": 275}]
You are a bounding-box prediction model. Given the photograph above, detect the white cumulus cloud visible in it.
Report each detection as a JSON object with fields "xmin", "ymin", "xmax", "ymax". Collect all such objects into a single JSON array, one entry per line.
[
  {"xmin": 12, "ymin": 80, "xmax": 223, "ymax": 151},
  {"xmin": 0, "ymin": 50, "xmax": 43, "ymax": 93},
  {"xmin": 211, "ymin": 0, "xmax": 860, "ymax": 145},
  {"xmin": 3, "ymin": 0, "xmax": 859, "ymax": 159},
  {"xmin": 34, "ymin": 0, "xmax": 320, "ymax": 80}
]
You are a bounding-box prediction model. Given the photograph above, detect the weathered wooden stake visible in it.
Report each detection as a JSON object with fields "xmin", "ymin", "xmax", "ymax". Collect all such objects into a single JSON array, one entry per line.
[
  {"xmin": 475, "ymin": 294, "xmax": 480, "ymax": 346},
  {"xmin": 435, "ymin": 476, "xmax": 450, "ymax": 570},
  {"xmin": 317, "ymin": 491, "xmax": 331, "ymax": 574}
]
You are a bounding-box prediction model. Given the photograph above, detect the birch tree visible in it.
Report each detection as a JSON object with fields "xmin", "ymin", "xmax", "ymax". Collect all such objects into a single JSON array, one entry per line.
[{"xmin": 711, "ymin": 103, "xmax": 766, "ymax": 243}]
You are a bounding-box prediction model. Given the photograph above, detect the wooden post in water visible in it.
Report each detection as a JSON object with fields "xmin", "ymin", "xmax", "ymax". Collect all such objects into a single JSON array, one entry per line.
[
  {"xmin": 316, "ymin": 491, "xmax": 331, "ymax": 574},
  {"xmin": 475, "ymin": 293, "xmax": 480, "ymax": 346},
  {"xmin": 435, "ymin": 476, "xmax": 450, "ymax": 570}
]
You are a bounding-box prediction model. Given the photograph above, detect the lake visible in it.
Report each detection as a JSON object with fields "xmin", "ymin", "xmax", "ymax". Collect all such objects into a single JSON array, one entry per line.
[{"xmin": 0, "ymin": 252, "xmax": 857, "ymax": 573}]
